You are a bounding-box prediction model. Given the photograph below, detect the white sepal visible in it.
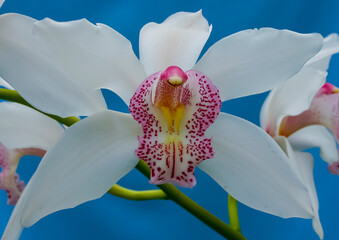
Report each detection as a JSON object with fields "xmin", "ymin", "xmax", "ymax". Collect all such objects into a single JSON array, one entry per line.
[{"xmin": 194, "ymin": 28, "xmax": 323, "ymax": 101}]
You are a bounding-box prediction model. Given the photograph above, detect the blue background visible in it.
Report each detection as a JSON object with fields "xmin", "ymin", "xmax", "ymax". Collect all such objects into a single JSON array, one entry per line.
[{"xmin": 1, "ymin": 0, "xmax": 339, "ymax": 239}]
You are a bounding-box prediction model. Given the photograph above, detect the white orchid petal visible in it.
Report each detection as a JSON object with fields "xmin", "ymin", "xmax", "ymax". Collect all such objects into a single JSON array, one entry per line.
[
  {"xmin": 260, "ymin": 68, "xmax": 326, "ymax": 135},
  {"xmin": 0, "ymin": 13, "xmax": 146, "ymax": 117},
  {"xmin": 288, "ymin": 125, "xmax": 338, "ymax": 165},
  {"xmin": 194, "ymin": 28, "xmax": 323, "ymax": 101},
  {"xmin": 2, "ymin": 110, "xmax": 140, "ymax": 240},
  {"xmin": 0, "ymin": 13, "xmax": 109, "ymax": 117},
  {"xmin": 0, "ymin": 13, "xmax": 106, "ymax": 117},
  {"xmin": 294, "ymin": 151, "xmax": 323, "ymax": 239},
  {"xmin": 0, "ymin": 77, "xmax": 14, "ymax": 89},
  {"xmin": 34, "ymin": 17, "xmax": 146, "ymax": 105},
  {"xmin": 0, "ymin": 102, "xmax": 64, "ymax": 150},
  {"xmin": 199, "ymin": 113, "xmax": 314, "ymax": 218},
  {"xmin": 274, "ymin": 136, "xmax": 323, "ymax": 239},
  {"xmin": 306, "ymin": 33, "xmax": 339, "ymax": 71},
  {"xmin": 140, "ymin": 11, "xmax": 211, "ymax": 75}
]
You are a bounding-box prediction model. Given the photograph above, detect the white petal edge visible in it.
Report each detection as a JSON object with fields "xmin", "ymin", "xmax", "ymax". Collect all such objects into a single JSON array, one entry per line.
[
  {"xmin": 0, "ymin": 77, "xmax": 14, "ymax": 90},
  {"xmin": 1, "ymin": 110, "xmax": 141, "ymax": 240},
  {"xmin": 0, "ymin": 13, "xmax": 146, "ymax": 117},
  {"xmin": 0, "ymin": 102, "xmax": 64, "ymax": 150},
  {"xmin": 199, "ymin": 112, "xmax": 314, "ymax": 219},
  {"xmin": 260, "ymin": 68, "xmax": 327, "ymax": 135},
  {"xmin": 34, "ymin": 17, "xmax": 146, "ymax": 106},
  {"xmin": 194, "ymin": 28, "xmax": 323, "ymax": 101},
  {"xmin": 274, "ymin": 136, "xmax": 323, "ymax": 239},
  {"xmin": 140, "ymin": 10, "xmax": 211, "ymax": 75},
  {"xmin": 288, "ymin": 125, "xmax": 338, "ymax": 165},
  {"xmin": 0, "ymin": 13, "xmax": 106, "ymax": 117},
  {"xmin": 306, "ymin": 33, "xmax": 339, "ymax": 71},
  {"xmin": 295, "ymin": 151, "xmax": 323, "ymax": 239}
]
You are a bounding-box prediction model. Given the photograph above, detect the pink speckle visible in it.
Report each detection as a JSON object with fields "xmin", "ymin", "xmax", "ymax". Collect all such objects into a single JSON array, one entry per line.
[{"xmin": 0, "ymin": 143, "xmax": 23, "ymax": 205}]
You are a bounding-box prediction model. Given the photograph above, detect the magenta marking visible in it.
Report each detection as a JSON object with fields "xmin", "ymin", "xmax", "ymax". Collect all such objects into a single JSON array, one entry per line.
[{"xmin": 171, "ymin": 142, "xmax": 176, "ymax": 179}]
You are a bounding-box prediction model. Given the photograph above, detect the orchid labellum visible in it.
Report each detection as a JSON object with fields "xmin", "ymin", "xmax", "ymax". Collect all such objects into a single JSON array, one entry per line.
[
  {"xmin": 0, "ymin": 11, "xmax": 325, "ymax": 239},
  {"xmin": 261, "ymin": 33, "xmax": 339, "ymax": 239},
  {"xmin": 0, "ymin": 102, "xmax": 64, "ymax": 205}
]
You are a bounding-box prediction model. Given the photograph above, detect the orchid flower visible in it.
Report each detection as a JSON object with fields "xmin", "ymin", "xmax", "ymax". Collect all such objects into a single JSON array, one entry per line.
[
  {"xmin": 261, "ymin": 33, "xmax": 339, "ymax": 239},
  {"xmin": 261, "ymin": 33, "xmax": 339, "ymax": 170},
  {"xmin": 0, "ymin": 11, "xmax": 324, "ymax": 239},
  {"xmin": 0, "ymin": 102, "xmax": 64, "ymax": 205}
]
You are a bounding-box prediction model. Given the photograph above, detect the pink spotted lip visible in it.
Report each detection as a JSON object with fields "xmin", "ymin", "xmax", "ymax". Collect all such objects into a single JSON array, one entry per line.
[
  {"xmin": 0, "ymin": 143, "xmax": 24, "ymax": 205},
  {"xmin": 0, "ymin": 142, "xmax": 46, "ymax": 205},
  {"xmin": 280, "ymin": 83, "xmax": 339, "ymax": 139},
  {"xmin": 129, "ymin": 66, "xmax": 221, "ymax": 188}
]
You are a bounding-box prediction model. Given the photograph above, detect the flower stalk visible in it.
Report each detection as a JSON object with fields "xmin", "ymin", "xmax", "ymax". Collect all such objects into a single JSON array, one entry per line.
[
  {"xmin": 0, "ymin": 88, "xmax": 79, "ymax": 127},
  {"xmin": 108, "ymin": 184, "xmax": 168, "ymax": 201},
  {"xmin": 135, "ymin": 160, "xmax": 246, "ymax": 240},
  {"xmin": 228, "ymin": 195, "xmax": 241, "ymax": 232}
]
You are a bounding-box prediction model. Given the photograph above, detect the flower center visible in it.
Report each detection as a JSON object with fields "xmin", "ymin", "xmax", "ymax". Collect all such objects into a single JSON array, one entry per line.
[
  {"xmin": 153, "ymin": 66, "xmax": 188, "ymax": 135},
  {"xmin": 279, "ymin": 83, "xmax": 339, "ymax": 138},
  {"xmin": 129, "ymin": 66, "xmax": 221, "ymax": 187}
]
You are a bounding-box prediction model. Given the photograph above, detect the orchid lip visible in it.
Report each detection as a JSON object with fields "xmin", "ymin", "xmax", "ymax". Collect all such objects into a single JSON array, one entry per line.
[
  {"xmin": 130, "ymin": 66, "xmax": 221, "ymax": 187},
  {"xmin": 278, "ymin": 83, "xmax": 339, "ymax": 138},
  {"xmin": 0, "ymin": 143, "xmax": 46, "ymax": 205}
]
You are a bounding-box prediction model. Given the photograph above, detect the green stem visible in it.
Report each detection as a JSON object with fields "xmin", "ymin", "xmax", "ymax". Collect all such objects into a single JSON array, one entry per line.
[
  {"xmin": 228, "ymin": 195, "xmax": 241, "ymax": 232},
  {"xmin": 136, "ymin": 160, "xmax": 246, "ymax": 240},
  {"xmin": 108, "ymin": 184, "xmax": 168, "ymax": 201},
  {"xmin": 0, "ymin": 88, "xmax": 79, "ymax": 127},
  {"xmin": 0, "ymin": 88, "xmax": 246, "ymax": 240}
]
